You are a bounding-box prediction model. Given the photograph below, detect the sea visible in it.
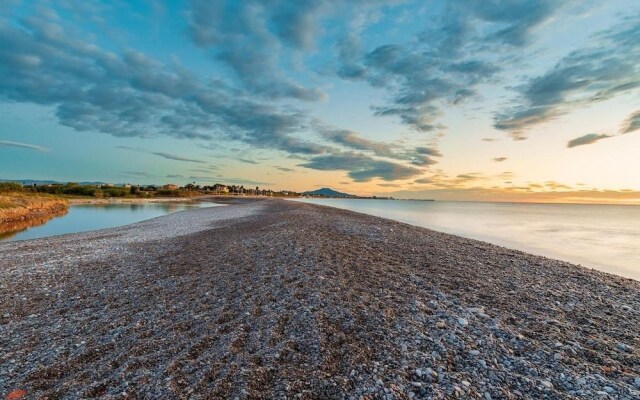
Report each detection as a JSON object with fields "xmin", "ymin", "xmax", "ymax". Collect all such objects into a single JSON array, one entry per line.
[{"xmin": 295, "ymin": 198, "xmax": 640, "ymax": 281}]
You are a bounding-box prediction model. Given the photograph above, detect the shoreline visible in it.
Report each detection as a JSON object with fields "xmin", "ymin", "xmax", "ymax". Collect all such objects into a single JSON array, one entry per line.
[{"xmin": 1, "ymin": 199, "xmax": 638, "ymax": 398}]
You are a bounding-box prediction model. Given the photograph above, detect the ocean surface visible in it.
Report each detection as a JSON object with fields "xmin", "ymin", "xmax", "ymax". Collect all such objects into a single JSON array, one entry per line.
[
  {"xmin": 1, "ymin": 202, "xmax": 218, "ymax": 242},
  {"xmin": 295, "ymin": 198, "xmax": 640, "ymax": 281}
]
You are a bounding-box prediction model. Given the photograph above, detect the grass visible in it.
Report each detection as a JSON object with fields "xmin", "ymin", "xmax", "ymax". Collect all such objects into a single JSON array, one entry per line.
[{"xmin": 0, "ymin": 192, "xmax": 68, "ymax": 218}]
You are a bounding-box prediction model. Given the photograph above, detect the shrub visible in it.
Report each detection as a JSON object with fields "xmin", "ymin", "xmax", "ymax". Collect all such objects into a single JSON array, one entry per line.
[{"xmin": 0, "ymin": 182, "xmax": 24, "ymax": 193}]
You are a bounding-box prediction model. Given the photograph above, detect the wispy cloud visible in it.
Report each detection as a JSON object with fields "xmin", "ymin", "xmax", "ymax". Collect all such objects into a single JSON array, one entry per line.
[
  {"xmin": 493, "ymin": 157, "xmax": 508, "ymax": 162},
  {"xmin": 150, "ymin": 152, "xmax": 205, "ymax": 164},
  {"xmin": 567, "ymin": 133, "xmax": 612, "ymax": 148},
  {"xmin": 0, "ymin": 140, "xmax": 49, "ymax": 152},
  {"xmin": 495, "ymin": 16, "xmax": 640, "ymax": 140},
  {"xmin": 621, "ymin": 110, "xmax": 640, "ymax": 134},
  {"xmin": 116, "ymin": 146, "xmax": 206, "ymax": 164}
]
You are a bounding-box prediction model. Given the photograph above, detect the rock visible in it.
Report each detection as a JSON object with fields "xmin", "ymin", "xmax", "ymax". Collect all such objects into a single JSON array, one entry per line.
[
  {"xmin": 553, "ymin": 353, "xmax": 563, "ymax": 361},
  {"xmin": 457, "ymin": 318, "xmax": 468, "ymax": 326},
  {"xmin": 541, "ymin": 380, "xmax": 553, "ymax": 389},
  {"xmin": 469, "ymin": 350, "xmax": 480, "ymax": 356},
  {"xmin": 616, "ymin": 343, "xmax": 632, "ymax": 352},
  {"xmin": 435, "ymin": 321, "xmax": 446, "ymax": 329},
  {"xmin": 635, "ymin": 377, "xmax": 640, "ymax": 387},
  {"xmin": 6, "ymin": 389, "xmax": 27, "ymax": 400}
]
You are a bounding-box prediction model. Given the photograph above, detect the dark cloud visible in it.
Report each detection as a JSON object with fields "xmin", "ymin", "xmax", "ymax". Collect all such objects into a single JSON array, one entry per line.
[
  {"xmin": 567, "ymin": 133, "xmax": 612, "ymax": 148},
  {"xmin": 237, "ymin": 158, "xmax": 258, "ymax": 165},
  {"xmin": 621, "ymin": 110, "xmax": 640, "ymax": 134},
  {"xmin": 414, "ymin": 178, "xmax": 432, "ymax": 184},
  {"xmin": 274, "ymin": 166, "xmax": 294, "ymax": 172},
  {"xmin": 166, "ymin": 174, "xmax": 184, "ymax": 178},
  {"xmin": 0, "ymin": 140, "xmax": 49, "ymax": 152},
  {"xmin": 300, "ymin": 152, "xmax": 422, "ymax": 182},
  {"xmin": 493, "ymin": 157, "xmax": 508, "ymax": 162},
  {"xmin": 495, "ymin": 16, "xmax": 640, "ymax": 139}
]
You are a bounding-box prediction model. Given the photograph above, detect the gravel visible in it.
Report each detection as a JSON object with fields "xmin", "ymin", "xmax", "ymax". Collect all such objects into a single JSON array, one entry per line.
[{"xmin": 1, "ymin": 198, "xmax": 639, "ymax": 399}]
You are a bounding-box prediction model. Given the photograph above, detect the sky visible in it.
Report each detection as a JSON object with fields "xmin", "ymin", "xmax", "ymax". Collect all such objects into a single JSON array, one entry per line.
[{"xmin": 0, "ymin": 0, "xmax": 639, "ymax": 203}]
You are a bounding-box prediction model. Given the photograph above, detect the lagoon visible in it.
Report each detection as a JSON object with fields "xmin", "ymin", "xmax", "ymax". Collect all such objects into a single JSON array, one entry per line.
[{"xmin": 1, "ymin": 201, "xmax": 218, "ymax": 242}]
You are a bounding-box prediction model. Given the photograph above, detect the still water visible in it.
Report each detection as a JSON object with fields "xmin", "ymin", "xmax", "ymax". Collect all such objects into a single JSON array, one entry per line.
[
  {"xmin": 1, "ymin": 202, "xmax": 218, "ymax": 242},
  {"xmin": 296, "ymin": 198, "xmax": 640, "ymax": 280}
]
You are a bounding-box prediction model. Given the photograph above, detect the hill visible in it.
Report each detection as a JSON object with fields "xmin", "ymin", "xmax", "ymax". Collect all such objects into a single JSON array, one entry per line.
[{"xmin": 303, "ymin": 187, "xmax": 355, "ymax": 197}]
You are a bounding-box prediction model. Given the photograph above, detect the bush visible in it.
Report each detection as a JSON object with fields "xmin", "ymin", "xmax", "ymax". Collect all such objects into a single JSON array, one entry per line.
[{"xmin": 0, "ymin": 182, "xmax": 24, "ymax": 193}]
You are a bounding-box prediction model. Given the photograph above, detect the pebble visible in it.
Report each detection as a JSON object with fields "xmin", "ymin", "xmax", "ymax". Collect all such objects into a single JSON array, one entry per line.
[
  {"xmin": 435, "ymin": 321, "xmax": 446, "ymax": 329},
  {"xmin": 616, "ymin": 342, "xmax": 632, "ymax": 352},
  {"xmin": 457, "ymin": 318, "xmax": 468, "ymax": 326},
  {"xmin": 541, "ymin": 380, "xmax": 553, "ymax": 389},
  {"xmin": 469, "ymin": 350, "xmax": 480, "ymax": 356}
]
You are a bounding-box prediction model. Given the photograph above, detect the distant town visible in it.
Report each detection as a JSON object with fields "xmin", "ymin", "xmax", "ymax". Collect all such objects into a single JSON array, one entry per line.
[{"xmin": 1, "ymin": 180, "xmax": 396, "ymax": 200}]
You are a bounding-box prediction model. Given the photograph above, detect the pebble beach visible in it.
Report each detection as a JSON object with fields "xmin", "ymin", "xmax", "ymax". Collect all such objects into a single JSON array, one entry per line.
[{"xmin": 1, "ymin": 198, "xmax": 639, "ymax": 399}]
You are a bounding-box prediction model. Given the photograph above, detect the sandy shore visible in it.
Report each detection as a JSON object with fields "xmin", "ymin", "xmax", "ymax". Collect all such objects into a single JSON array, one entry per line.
[{"xmin": 0, "ymin": 199, "xmax": 638, "ymax": 399}]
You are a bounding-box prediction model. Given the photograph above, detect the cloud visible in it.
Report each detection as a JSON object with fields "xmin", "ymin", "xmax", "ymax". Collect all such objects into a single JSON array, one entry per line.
[
  {"xmin": 493, "ymin": 157, "xmax": 508, "ymax": 162},
  {"xmin": 300, "ymin": 152, "xmax": 422, "ymax": 182},
  {"xmin": 0, "ymin": 11, "xmax": 334, "ymax": 159},
  {"xmin": 274, "ymin": 166, "xmax": 294, "ymax": 172},
  {"xmin": 319, "ymin": 127, "xmax": 398, "ymax": 158},
  {"xmin": 495, "ymin": 16, "xmax": 640, "ymax": 139},
  {"xmin": 186, "ymin": 0, "xmax": 325, "ymax": 101},
  {"xmin": 482, "ymin": 138, "xmax": 499, "ymax": 142},
  {"xmin": 166, "ymin": 174, "xmax": 184, "ymax": 178},
  {"xmin": 415, "ymin": 178, "xmax": 432, "ymax": 184},
  {"xmin": 237, "ymin": 158, "xmax": 258, "ymax": 164},
  {"xmin": 0, "ymin": 140, "xmax": 49, "ymax": 152},
  {"xmin": 567, "ymin": 133, "xmax": 612, "ymax": 148},
  {"xmin": 150, "ymin": 152, "xmax": 206, "ymax": 163},
  {"xmin": 414, "ymin": 147, "xmax": 442, "ymax": 157},
  {"xmin": 122, "ymin": 171, "xmax": 153, "ymax": 178},
  {"xmin": 411, "ymin": 155, "xmax": 438, "ymax": 166},
  {"xmin": 621, "ymin": 110, "xmax": 640, "ymax": 134},
  {"xmin": 334, "ymin": 1, "xmax": 566, "ymax": 132}
]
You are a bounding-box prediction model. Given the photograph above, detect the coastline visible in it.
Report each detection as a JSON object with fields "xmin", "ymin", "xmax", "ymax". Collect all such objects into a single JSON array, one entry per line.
[{"xmin": 0, "ymin": 199, "xmax": 638, "ymax": 398}]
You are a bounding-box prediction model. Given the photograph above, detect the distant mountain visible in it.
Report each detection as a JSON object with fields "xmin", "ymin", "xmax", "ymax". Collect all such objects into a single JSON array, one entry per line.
[
  {"xmin": 303, "ymin": 187, "xmax": 355, "ymax": 197},
  {"xmin": 0, "ymin": 179, "xmax": 110, "ymax": 186}
]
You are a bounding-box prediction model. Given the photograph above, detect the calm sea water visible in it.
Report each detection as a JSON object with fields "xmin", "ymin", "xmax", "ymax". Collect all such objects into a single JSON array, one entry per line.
[
  {"xmin": 1, "ymin": 202, "xmax": 218, "ymax": 242},
  {"xmin": 295, "ymin": 198, "xmax": 640, "ymax": 281}
]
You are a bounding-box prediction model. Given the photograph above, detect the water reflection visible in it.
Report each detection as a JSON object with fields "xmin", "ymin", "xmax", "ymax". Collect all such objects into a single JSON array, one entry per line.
[{"xmin": 0, "ymin": 207, "xmax": 69, "ymax": 240}]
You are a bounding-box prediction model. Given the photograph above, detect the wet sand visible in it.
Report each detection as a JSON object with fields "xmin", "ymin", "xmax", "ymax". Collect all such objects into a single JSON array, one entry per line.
[{"xmin": 1, "ymin": 198, "xmax": 638, "ymax": 399}]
